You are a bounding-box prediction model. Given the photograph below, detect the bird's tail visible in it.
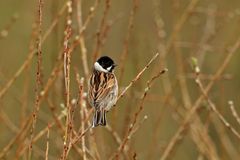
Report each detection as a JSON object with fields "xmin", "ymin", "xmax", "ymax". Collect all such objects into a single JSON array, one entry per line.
[{"xmin": 92, "ymin": 109, "xmax": 106, "ymax": 127}]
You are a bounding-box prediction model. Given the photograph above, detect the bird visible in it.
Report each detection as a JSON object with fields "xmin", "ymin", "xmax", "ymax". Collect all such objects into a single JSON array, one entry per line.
[{"xmin": 88, "ymin": 56, "xmax": 118, "ymax": 127}]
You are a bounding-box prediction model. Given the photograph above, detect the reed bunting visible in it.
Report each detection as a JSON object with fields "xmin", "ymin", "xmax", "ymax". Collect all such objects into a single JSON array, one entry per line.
[{"xmin": 88, "ymin": 56, "xmax": 118, "ymax": 127}]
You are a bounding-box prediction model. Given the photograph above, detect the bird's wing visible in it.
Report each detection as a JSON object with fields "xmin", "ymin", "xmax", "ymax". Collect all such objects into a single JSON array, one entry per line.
[{"xmin": 88, "ymin": 72, "xmax": 116, "ymax": 108}]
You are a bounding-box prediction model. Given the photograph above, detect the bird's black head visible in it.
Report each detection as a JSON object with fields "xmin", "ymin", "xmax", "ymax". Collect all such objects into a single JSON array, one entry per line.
[{"xmin": 95, "ymin": 56, "xmax": 116, "ymax": 73}]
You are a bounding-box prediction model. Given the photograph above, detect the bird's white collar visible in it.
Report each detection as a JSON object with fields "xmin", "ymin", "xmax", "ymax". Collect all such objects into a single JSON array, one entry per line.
[{"xmin": 94, "ymin": 62, "xmax": 108, "ymax": 73}]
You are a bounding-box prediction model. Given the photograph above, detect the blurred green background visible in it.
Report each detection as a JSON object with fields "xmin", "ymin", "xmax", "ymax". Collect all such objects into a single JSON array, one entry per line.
[{"xmin": 1, "ymin": 0, "xmax": 240, "ymax": 159}]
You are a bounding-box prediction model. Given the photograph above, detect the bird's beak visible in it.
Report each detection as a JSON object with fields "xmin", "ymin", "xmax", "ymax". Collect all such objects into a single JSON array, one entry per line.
[{"xmin": 113, "ymin": 64, "xmax": 118, "ymax": 67}]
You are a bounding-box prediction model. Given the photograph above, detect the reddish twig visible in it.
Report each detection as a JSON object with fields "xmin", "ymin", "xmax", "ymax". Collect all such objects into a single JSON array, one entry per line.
[
  {"xmin": 61, "ymin": 1, "xmax": 73, "ymax": 160},
  {"xmin": 112, "ymin": 68, "xmax": 167, "ymax": 159},
  {"xmin": 28, "ymin": 0, "xmax": 43, "ymax": 158},
  {"xmin": 75, "ymin": 69, "xmax": 87, "ymax": 160}
]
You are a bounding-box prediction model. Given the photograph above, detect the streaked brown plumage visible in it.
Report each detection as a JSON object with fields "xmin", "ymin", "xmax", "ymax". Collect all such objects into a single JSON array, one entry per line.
[{"xmin": 88, "ymin": 56, "xmax": 118, "ymax": 127}]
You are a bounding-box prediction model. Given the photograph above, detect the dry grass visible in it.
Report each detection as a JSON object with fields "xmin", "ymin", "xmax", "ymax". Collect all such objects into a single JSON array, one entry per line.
[{"xmin": 0, "ymin": 0, "xmax": 240, "ymax": 159}]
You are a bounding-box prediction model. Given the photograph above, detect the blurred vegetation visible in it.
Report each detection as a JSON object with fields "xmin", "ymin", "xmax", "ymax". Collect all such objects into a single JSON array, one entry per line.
[{"xmin": 0, "ymin": 0, "xmax": 240, "ymax": 159}]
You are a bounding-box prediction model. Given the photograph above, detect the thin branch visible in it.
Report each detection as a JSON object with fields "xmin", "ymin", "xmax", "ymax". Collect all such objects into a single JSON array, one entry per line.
[
  {"xmin": 28, "ymin": 0, "xmax": 43, "ymax": 158},
  {"xmin": 62, "ymin": 1, "xmax": 73, "ymax": 160},
  {"xmin": 112, "ymin": 68, "xmax": 167, "ymax": 159},
  {"xmin": 45, "ymin": 124, "xmax": 50, "ymax": 160},
  {"xmin": 195, "ymin": 78, "xmax": 240, "ymax": 139},
  {"xmin": 116, "ymin": 53, "xmax": 160, "ymax": 102},
  {"xmin": 228, "ymin": 101, "xmax": 240, "ymax": 126},
  {"xmin": 75, "ymin": 70, "xmax": 87, "ymax": 160}
]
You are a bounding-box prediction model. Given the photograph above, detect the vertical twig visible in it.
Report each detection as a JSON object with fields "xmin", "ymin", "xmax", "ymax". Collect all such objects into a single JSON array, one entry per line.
[
  {"xmin": 75, "ymin": 70, "xmax": 87, "ymax": 160},
  {"xmin": 28, "ymin": 0, "xmax": 43, "ymax": 159},
  {"xmin": 62, "ymin": 1, "xmax": 73, "ymax": 160},
  {"xmin": 45, "ymin": 124, "xmax": 50, "ymax": 160}
]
